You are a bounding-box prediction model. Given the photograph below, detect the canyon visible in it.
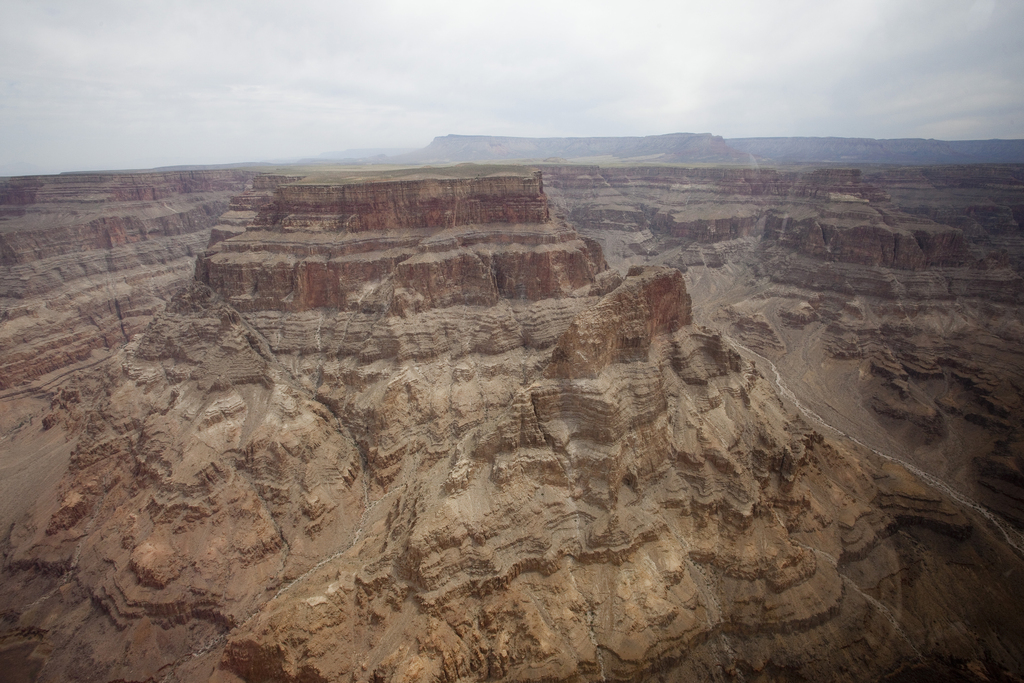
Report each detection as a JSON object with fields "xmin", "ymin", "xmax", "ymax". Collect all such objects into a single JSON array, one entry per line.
[
  {"xmin": 0, "ymin": 170, "xmax": 255, "ymax": 390},
  {"xmin": 541, "ymin": 163, "xmax": 1024, "ymax": 527},
  {"xmin": 0, "ymin": 160, "xmax": 1022, "ymax": 682}
]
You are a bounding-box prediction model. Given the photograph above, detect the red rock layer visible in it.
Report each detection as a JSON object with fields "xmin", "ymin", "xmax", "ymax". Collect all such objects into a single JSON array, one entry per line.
[
  {"xmin": 254, "ymin": 174, "xmax": 549, "ymax": 233},
  {"xmin": 198, "ymin": 173, "xmax": 600, "ymax": 316}
]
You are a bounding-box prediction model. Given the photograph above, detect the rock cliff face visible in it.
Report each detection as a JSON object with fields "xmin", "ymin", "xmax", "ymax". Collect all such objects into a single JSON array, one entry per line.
[
  {"xmin": 2, "ymin": 169, "xmax": 1023, "ymax": 683},
  {"xmin": 253, "ymin": 175, "xmax": 550, "ymax": 232},
  {"xmin": 196, "ymin": 172, "xmax": 591, "ymax": 319},
  {"xmin": 544, "ymin": 163, "xmax": 1024, "ymax": 530},
  {"xmin": 0, "ymin": 170, "xmax": 255, "ymax": 389}
]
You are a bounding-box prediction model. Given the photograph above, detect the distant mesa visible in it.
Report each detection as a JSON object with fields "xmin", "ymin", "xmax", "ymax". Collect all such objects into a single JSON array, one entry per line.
[
  {"xmin": 726, "ymin": 136, "xmax": 1024, "ymax": 164},
  {"xmin": 377, "ymin": 133, "xmax": 1024, "ymax": 166},
  {"xmin": 389, "ymin": 132, "xmax": 749, "ymax": 164}
]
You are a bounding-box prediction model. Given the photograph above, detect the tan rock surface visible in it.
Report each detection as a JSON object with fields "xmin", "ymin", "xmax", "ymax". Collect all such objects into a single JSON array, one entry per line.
[
  {"xmin": 0, "ymin": 170, "xmax": 255, "ymax": 389},
  {"xmin": 1, "ymin": 169, "xmax": 1023, "ymax": 683},
  {"xmin": 545, "ymin": 163, "xmax": 1024, "ymax": 528}
]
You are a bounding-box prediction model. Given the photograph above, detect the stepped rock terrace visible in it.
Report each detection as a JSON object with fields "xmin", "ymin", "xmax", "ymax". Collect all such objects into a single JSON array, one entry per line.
[
  {"xmin": 198, "ymin": 170, "xmax": 606, "ymax": 314},
  {"xmin": 254, "ymin": 172, "xmax": 549, "ymax": 233}
]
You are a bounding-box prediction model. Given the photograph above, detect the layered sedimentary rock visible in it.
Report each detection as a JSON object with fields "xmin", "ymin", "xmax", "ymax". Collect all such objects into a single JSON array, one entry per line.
[
  {"xmin": 545, "ymin": 163, "xmax": 1024, "ymax": 528},
  {"xmin": 197, "ymin": 173, "xmax": 595, "ymax": 319},
  {"xmin": 253, "ymin": 174, "xmax": 550, "ymax": 232},
  {"xmin": 2, "ymin": 170, "xmax": 1023, "ymax": 683},
  {"xmin": 0, "ymin": 170, "xmax": 255, "ymax": 389},
  {"xmin": 208, "ymin": 174, "xmax": 304, "ymax": 246}
]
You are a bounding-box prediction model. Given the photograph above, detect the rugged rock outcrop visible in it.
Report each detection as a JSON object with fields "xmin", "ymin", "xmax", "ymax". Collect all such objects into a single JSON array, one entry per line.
[
  {"xmin": 0, "ymin": 170, "xmax": 255, "ymax": 389},
  {"xmin": 2, "ymin": 169, "xmax": 1023, "ymax": 683},
  {"xmin": 196, "ymin": 169, "xmax": 609, "ymax": 329},
  {"xmin": 546, "ymin": 266, "xmax": 691, "ymax": 379},
  {"xmin": 545, "ymin": 162, "xmax": 1024, "ymax": 531},
  {"xmin": 253, "ymin": 174, "xmax": 550, "ymax": 232},
  {"xmin": 215, "ymin": 277, "xmax": 1020, "ymax": 683},
  {"xmin": 2, "ymin": 281, "xmax": 365, "ymax": 681}
]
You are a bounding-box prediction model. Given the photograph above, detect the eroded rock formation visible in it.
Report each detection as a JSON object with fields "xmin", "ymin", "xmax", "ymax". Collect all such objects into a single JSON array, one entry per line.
[
  {"xmin": 544, "ymin": 163, "xmax": 1024, "ymax": 530},
  {"xmin": 0, "ymin": 170, "xmax": 254, "ymax": 389},
  {"xmin": 1, "ymin": 168, "xmax": 1023, "ymax": 683}
]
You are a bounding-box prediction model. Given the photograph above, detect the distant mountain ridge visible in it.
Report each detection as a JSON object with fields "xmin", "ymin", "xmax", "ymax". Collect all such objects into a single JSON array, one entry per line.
[
  {"xmin": 317, "ymin": 147, "xmax": 418, "ymax": 161},
  {"xmin": 726, "ymin": 136, "xmax": 1024, "ymax": 164},
  {"xmin": 390, "ymin": 133, "xmax": 748, "ymax": 164},
  {"xmin": 385, "ymin": 133, "xmax": 1024, "ymax": 165}
]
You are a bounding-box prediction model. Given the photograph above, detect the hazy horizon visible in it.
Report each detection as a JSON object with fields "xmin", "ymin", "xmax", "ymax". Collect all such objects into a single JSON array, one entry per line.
[{"xmin": 3, "ymin": 0, "xmax": 1022, "ymax": 174}]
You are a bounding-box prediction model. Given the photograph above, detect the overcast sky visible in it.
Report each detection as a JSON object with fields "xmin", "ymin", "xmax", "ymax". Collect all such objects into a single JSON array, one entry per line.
[{"xmin": 2, "ymin": 0, "xmax": 1022, "ymax": 173}]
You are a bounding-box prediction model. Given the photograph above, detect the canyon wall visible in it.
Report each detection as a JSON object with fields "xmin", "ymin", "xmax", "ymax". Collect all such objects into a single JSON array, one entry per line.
[
  {"xmin": 253, "ymin": 174, "xmax": 549, "ymax": 232},
  {"xmin": 544, "ymin": 163, "xmax": 1024, "ymax": 529},
  {"xmin": 0, "ymin": 169, "xmax": 1022, "ymax": 683},
  {"xmin": 197, "ymin": 171, "xmax": 607, "ymax": 321},
  {"xmin": 0, "ymin": 170, "xmax": 255, "ymax": 389}
]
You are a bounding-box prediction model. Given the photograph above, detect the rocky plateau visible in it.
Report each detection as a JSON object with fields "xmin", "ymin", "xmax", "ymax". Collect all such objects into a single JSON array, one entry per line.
[{"xmin": 0, "ymin": 163, "xmax": 1022, "ymax": 683}]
